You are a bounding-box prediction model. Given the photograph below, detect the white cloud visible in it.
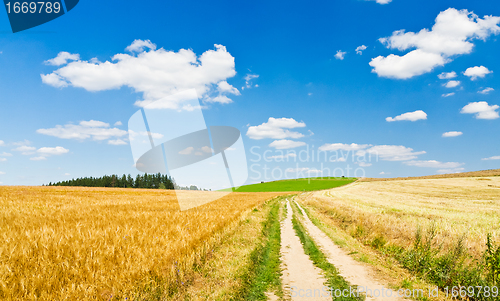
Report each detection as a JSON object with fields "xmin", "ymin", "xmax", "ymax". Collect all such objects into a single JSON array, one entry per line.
[
  {"xmin": 37, "ymin": 146, "xmax": 69, "ymax": 156},
  {"xmin": 478, "ymin": 87, "xmax": 494, "ymax": 94},
  {"xmin": 217, "ymin": 81, "xmax": 240, "ymax": 95},
  {"xmin": 244, "ymin": 74, "xmax": 259, "ymax": 89},
  {"xmin": 205, "ymin": 95, "xmax": 233, "ymax": 104},
  {"xmin": 42, "ymin": 43, "xmax": 237, "ymax": 109},
  {"xmin": 269, "ymin": 140, "xmax": 306, "ymax": 150},
  {"xmin": 482, "ymin": 156, "xmax": 500, "ymax": 160},
  {"xmin": 334, "ymin": 50, "xmax": 346, "ymax": 60},
  {"xmin": 379, "ymin": 171, "xmax": 390, "ymax": 175},
  {"xmin": 0, "ymin": 152, "xmax": 12, "ymax": 157},
  {"xmin": 460, "ymin": 101, "xmax": 499, "ymax": 119},
  {"xmin": 44, "ymin": 52, "xmax": 80, "ymax": 66},
  {"xmin": 357, "ymin": 162, "xmax": 372, "ymax": 167},
  {"xmin": 357, "ymin": 145, "xmax": 426, "ymax": 161},
  {"xmin": 319, "ymin": 143, "xmax": 371, "ymax": 152},
  {"xmin": 0, "ymin": 140, "xmax": 4, "ymax": 146},
  {"xmin": 64, "ymin": 173, "xmax": 71, "ymax": 176},
  {"xmin": 80, "ymin": 120, "xmax": 109, "ymax": 127},
  {"xmin": 442, "ymin": 92, "xmax": 455, "ymax": 97},
  {"xmin": 179, "ymin": 147, "xmax": 194, "ymax": 155},
  {"xmin": 267, "ymin": 153, "xmax": 297, "ymax": 160},
  {"xmin": 114, "ymin": 121, "xmax": 123, "ymax": 126},
  {"xmin": 108, "ymin": 139, "xmax": 127, "ymax": 145},
  {"xmin": 370, "ymin": 8, "xmax": 500, "ymax": 79},
  {"xmin": 285, "ymin": 167, "xmax": 322, "ymax": 174},
  {"xmin": 0, "ymin": 171, "xmax": 5, "ymax": 175},
  {"xmin": 30, "ymin": 156, "xmax": 47, "ymax": 161},
  {"xmin": 386, "ymin": 110, "xmax": 427, "ymax": 122},
  {"xmin": 442, "ymin": 131, "xmax": 463, "ymax": 137},
  {"xmin": 404, "ymin": 160, "xmax": 463, "ymax": 169},
  {"xmin": 246, "ymin": 117, "xmax": 306, "ymax": 140},
  {"xmin": 373, "ymin": 0, "xmax": 392, "ymax": 4},
  {"xmin": 12, "ymin": 145, "xmax": 36, "ymax": 155},
  {"xmin": 0, "ymin": 158, "xmax": 6, "ymax": 162},
  {"xmin": 37, "ymin": 120, "xmax": 128, "ymax": 141},
  {"xmin": 443, "ymin": 80, "xmax": 460, "ymax": 88},
  {"xmin": 355, "ymin": 45, "xmax": 367, "ymax": 55},
  {"xmin": 125, "ymin": 39, "xmax": 157, "ymax": 53},
  {"xmin": 437, "ymin": 168, "xmax": 465, "ymax": 174},
  {"xmin": 370, "ymin": 49, "xmax": 447, "ymax": 79},
  {"xmin": 438, "ymin": 71, "xmax": 457, "ymax": 79},
  {"xmin": 463, "ymin": 66, "xmax": 492, "ymax": 80}
]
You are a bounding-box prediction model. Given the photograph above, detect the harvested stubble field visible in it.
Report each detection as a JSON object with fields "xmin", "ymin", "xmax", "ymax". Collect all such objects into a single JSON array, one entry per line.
[
  {"xmin": 0, "ymin": 186, "xmax": 283, "ymax": 300},
  {"xmin": 300, "ymin": 176, "xmax": 500, "ymax": 260}
]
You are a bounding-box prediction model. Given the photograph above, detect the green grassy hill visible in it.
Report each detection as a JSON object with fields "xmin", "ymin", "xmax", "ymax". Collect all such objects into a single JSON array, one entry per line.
[{"xmin": 221, "ymin": 177, "xmax": 357, "ymax": 192}]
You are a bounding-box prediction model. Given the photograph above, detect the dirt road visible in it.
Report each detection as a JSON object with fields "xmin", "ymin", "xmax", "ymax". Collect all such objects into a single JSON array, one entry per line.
[
  {"xmin": 292, "ymin": 198, "xmax": 406, "ymax": 301},
  {"xmin": 280, "ymin": 199, "xmax": 331, "ymax": 300}
]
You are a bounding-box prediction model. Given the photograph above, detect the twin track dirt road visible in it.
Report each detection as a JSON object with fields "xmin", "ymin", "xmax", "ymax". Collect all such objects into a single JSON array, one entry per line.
[{"xmin": 278, "ymin": 197, "xmax": 406, "ymax": 300}]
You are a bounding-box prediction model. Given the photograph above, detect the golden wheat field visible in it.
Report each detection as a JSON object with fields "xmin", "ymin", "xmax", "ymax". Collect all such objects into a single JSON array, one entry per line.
[
  {"xmin": 299, "ymin": 176, "xmax": 500, "ymax": 259},
  {"xmin": 0, "ymin": 186, "xmax": 282, "ymax": 300}
]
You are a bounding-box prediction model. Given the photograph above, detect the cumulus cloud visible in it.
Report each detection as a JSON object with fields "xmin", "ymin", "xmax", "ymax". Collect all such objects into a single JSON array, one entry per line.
[
  {"xmin": 370, "ymin": 8, "xmax": 500, "ymax": 79},
  {"xmin": 37, "ymin": 120, "xmax": 128, "ymax": 141},
  {"xmin": 44, "ymin": 52, "xmax": 80, "ymax": 66},
  {"xmin": 370, "ymin": 49, "xmax": 446, "ymax": 79},
  {"xmin": 0, "ymin": 158, "xmax": 6, "ymax": 162},
  {"xmin": 478, "ymin": 87, "xmax": 494, "ymax": 94},
  {"xmin": 482, "ymin": 156, "xmax": 500, "ymax": 160},
  {"xmin": 442, "ymin": 92, "xmax": 455, "ymax": 97},
  {"xmin": 12, "ymin": 145, "xmax": 36, "ymax": 155},
  {"xmin": 246, "ymin": 117, "xmax": 306, "ymax": 140},
  {"xmin": 30, "ymin": 156, "xmax": 47, "ymax": 161},
  {"xmin": 386, "ymin": 110, "xmax": 427, "ymax": 122},
  {"xmin": 437, "ymin": 168, "xmax": 465, "ymax": 174},
  {"xmin": 319, "ymin": 143, "xmax": 371, "ymax": 152},
  {"xmin": 244, "ymin": 74, "xmax": 259, "ymax": 89},
  {"xmin": 37, "ymin": 146, "xmax": 69, "ymax": 156},
  {"xmin": 0, "ymin": 171, "xmax": 5, "ymax": 174},
  {"xmin": 463, "ymin": 66, "xmax": 492, "ymax": 80},
  {"xmin": 460, "ymin": 101, "xmax": 499, "ymax": 119},
  {"xmin": 355, "ymin": 45, "xmax": 367, "ymax": 55},
  {"xmin": 269, "ymin": 140, "xmax": 306, "ymax": 149},
  {"xmin": 403, "ymin": 160, "xmax": 463, "ymax": 169},
  {"xmin": 125, "ymin": 39, "xmax": 157, "ymax": 53},
  {"xmin": 0, "ymin": 152, "xmax": 12, "ymax": 157},
  {"xmin": 334, "ymin": 50, "xmax": 346, "ymax": 60},
  {"xmin": 108, "ymin": 139, "xmax": 127, "ymax": 145},
  {"xmin": 267, "ymin": 153, "xmax": 297, "ymax": 160},
  {"xmin": 438, "ymin": 71, "xmax": 457, "ymax": 79},
  {"xmin": 0, "ymin": 140, "xmax": 4, "ymax": 146},
  {"xmin": 357, "ymin": 145, "xmax": 426, "ymax": 161},
  {"xmin": 114, "ymin": 121, "xmax": 123, "ymax": 126},
  {"xmin": 41, "ymin": 42, "xmax": 238, "ymax": 109},
  {"xmin": 442, "ymin": 131, "xmax": 463, "ymax": 137},
  {"xmin": 285, "ymin": 167, "xmax": 322, "ymax": 174},
  {"xmin": 443, "ymin": 80, "xmax": 460, "ymax": 88}
]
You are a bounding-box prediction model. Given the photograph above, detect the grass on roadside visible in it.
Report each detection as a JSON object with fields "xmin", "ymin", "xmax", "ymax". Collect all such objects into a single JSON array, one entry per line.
[
  {"xmin": 290, "ymin": 200, "xmax": 364, "ymax": 301},
  {"xmin": 237, "ymin": 196, "xmax": 285, "ymax": 300}
]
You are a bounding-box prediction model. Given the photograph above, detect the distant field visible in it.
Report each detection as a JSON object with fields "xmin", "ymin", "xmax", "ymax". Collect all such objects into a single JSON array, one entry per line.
[{"xmin": 222, "ymin": 177, "xmax": 357, "ymax": 192}]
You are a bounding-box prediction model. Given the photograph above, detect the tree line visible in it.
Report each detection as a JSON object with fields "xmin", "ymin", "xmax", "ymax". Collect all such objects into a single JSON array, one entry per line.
[{"xmin": 46, "ymin": 173, "xmax": 204, "ymax": 190}]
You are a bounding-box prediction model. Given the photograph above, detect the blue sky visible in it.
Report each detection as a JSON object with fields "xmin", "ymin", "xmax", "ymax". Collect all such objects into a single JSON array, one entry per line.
[{"xmin": 0, "ymin": 0, "xmax": 499, "ymax": 186}]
